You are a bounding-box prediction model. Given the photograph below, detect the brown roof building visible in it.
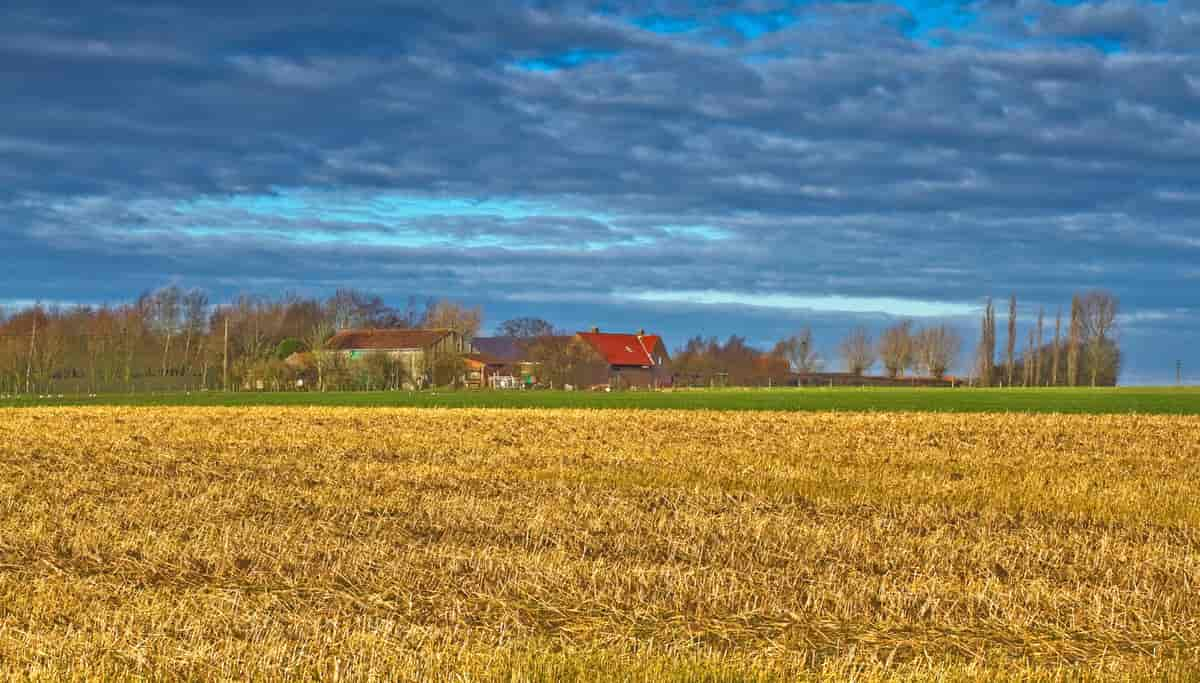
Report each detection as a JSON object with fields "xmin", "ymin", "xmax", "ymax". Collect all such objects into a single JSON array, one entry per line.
[
  {"xmin": 324, "ymin": 328, "xmax": 472, "ymax": 388},
  {"xmin": 326, "ymin": 328, "xmax": 461, "ymax": 352}
]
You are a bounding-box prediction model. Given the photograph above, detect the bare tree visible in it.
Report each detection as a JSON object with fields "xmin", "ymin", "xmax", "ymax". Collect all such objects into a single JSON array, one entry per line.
[
  {"xmin": 142, "ymin": 286, "xmax": 182, "ymax": 381},
  {"xmin": 915, "ymin": 324, "xmax": 961, "ymax": 379},
  {"xmin": 1051, "ymin": 307, "xmax": 1062, "ymax": 386},
  {"xmin": 181, "ymin": 289, "xmax": 208, "ymax": 388},
  {"xmin": 977, "ymin": 298, "xmax": 996, "ymax": 386},
  {"xmin": 1079, "ymin": 290, "xmax": 1119, "ymax": 387},
  {"xmin": 496, "ymin": 317, "xmax": 555, "ymax": 339},
  {"xmin": 773, "ymin": 328, "xmax": 821, "ymax": 373},
  {"xmin": 526, "ymin": 334, "xmax": 573, "ymax": 388},
  {"xmin": 326, "ymin": 289, "xmax": 362, "ymax": 331},
  {"xmin": 362, "ymin": 351, "xmax": 408, "ymax": 391},
  {"xmin": 529, "ymin": 334, "xmax": 608, "ymax": 389},
  {"xmin": 25, "ymin": 311, "xmax": 37, "ymax": 394},
  {"xmin": 325, "ymin": 289, "xmax": 395, "ymax": 330},
  {"xmin": 879, "ymin": 320, "xmax": 914, "ymax": 378},
  {"xmin": 1023, "ymin": 328, "xmax": 1035, "ymax": 387},
  {"xmin": 423, "ymin": 300, "xmax": 483, "ymax": 339},
  {"xmin": 1034, "ymin": 307, "xmax": 1045, "ymax": 386},
  {"xmin": 839, "ymin": 326, "xmax": 876, "ymax": 376},
  {"xmin": 1005, "ymin": 294, "xmax": 1017, "ymax": 387},
  {"xmin": 305, "ymin": 322, "xmax": 334, "ymax": 392},
  {"xmin": 1067, "ymin": 295, "xmax": 1082, "ymax": 387}
]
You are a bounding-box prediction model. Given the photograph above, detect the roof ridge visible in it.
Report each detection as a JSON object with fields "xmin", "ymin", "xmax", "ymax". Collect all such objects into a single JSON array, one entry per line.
[
  {"xmin": 635, "ymin": 334, "xmax": 653, "ymax": 365},
  {"xmin": 333, "ymin": 327, "xmax": 452, "ymax": 334}
]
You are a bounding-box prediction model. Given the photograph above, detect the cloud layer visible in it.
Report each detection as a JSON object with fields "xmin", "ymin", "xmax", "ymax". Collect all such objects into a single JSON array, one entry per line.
[{"xmin": 3, "ymin": 1, "xmax": 1199, "ymax": 382}]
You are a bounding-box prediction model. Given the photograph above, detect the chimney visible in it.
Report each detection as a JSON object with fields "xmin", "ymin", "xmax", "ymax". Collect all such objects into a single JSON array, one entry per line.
[
  {"xmin": 590, "ymin": 326, "xmax": 600, "ymax": 334},
  {"xmin": 637, "ymin": 328, "xmax": 646, "ymax": 336}
]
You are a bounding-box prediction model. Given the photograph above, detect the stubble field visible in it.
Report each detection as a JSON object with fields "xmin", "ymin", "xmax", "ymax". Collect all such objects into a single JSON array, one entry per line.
[{"xmin": 2, "ymin": 407, "xmax": 1199, "ymax": 681}]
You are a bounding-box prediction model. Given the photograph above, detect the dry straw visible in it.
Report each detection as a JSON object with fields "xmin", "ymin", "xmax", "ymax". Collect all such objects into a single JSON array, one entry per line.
[{"xmin": 1, "ymin": 407, "xmax": 1198, "ymax": 681}]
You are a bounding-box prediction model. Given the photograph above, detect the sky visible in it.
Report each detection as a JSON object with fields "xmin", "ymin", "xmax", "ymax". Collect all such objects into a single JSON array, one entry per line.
[{"xmin": 3, "ymin": 0, "xmax": 1199, "ymax": 384}]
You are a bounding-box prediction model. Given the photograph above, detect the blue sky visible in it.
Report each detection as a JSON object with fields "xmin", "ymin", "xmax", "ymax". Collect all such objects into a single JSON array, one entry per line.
[{"xmin": 2, "ymin": 0, "xmax": 1200, "ymax": 383}]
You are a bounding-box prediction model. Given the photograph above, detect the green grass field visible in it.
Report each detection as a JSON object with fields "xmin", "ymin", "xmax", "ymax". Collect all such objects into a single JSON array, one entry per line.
[{"xmin": 3, "ymin": 386, "xmax": 1200, "ymax": 414}]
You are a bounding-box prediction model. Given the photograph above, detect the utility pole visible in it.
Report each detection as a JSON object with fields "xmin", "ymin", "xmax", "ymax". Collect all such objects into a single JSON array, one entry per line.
[
  {"xmin": 1179, "ymin": 360, "xmax": 1184, "ymax": 386},
  {"xmin": 222, "ymin": 314, "xmax": 230, "ymax": 392},
  {"xmin": 25, "ymin": 317, "xmax": 36, "ymax": 394}
]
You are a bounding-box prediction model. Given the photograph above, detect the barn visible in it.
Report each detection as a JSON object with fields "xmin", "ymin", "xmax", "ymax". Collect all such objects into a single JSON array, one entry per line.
[{"xmin": 325, "ymin": 328, "xmax": 470, "ymax": 387}]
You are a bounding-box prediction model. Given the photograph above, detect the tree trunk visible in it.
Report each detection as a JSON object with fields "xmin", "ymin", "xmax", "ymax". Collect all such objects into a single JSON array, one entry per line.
[
  {"xmin": 25, "ymin": 317, "xmax": 36, "ymax": 394},
  {"xmin": 183, "ymin": 330, "xmax": 192, "ymax": 390},
  {"xmin": 1006, "ymin": 295, "xmax": 1017, "ymax": 387},
  {"xmin": 162, "ymin": 332, "xmax": 172, "ymax": 383},
  {"xmin": 223, "ymin": 317, "xmax": 230, "ymax": 392}
]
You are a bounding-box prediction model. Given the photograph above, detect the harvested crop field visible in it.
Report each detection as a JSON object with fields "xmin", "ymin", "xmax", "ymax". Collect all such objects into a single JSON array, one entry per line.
[{"xmin": 2, "ymin": 407, "xmax": 1199, "ymax": 681}]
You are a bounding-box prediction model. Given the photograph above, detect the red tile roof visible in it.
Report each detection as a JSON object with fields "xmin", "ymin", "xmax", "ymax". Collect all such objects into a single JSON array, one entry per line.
[
  {"xmin": 641, "ymin": 335, "xmax": 663, "ymax": 355},
  {"xmin": 576, "ymin": 331, "xmax": 667, "ymax": 368},
  {"xmin": 327, "ymin": 328, "xmax": 453, "ymax": 351}
]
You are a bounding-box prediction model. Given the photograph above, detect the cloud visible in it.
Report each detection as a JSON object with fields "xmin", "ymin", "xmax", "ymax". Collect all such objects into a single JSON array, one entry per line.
[
  {"xmin": 0, "ymin": 0, "xmax": 1198, "ymax": 382},
  {"xmin": 1032, "ymin": 1, "xmax": 1155, "ymax": 49}
]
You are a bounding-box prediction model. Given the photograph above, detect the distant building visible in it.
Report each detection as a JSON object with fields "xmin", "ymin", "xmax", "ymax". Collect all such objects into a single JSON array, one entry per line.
[
  {"xmin": 462, "ymin": 353, "xmax": 496, "ymax": 389},
  {"xmin": 294, "ymin": 327, "xmax": 672, "ymax": 390},
  {"xmin": 471, "ymin": 336, "xmax": 541, "ymax": 388},
  {"xmin": 575, "ymin": 328, "xmax": 671, "ymax": 389},
  {"xmin": 325, "ymin": 328, "xmax": 470, "ymax": 387},
  {"xmin": 471, "ymin": 330, "xmax": 671, "ymax": 389}
]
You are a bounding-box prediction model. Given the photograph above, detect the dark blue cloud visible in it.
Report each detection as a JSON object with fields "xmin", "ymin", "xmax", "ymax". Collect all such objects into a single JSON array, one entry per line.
[{"xmin": 1, "ymin": 0, "xmax": 1198, "ymax": 383}]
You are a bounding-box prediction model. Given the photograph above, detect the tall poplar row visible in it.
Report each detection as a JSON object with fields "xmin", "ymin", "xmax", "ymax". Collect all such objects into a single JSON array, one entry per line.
[
  {"xmin": 1051, "ymin": 307, "xmax": 1062, "ymax": 387},
  {"xmin": 1067, "ymin": 295, "xmax": 1083, "ymax": 387},
  {"xmin": 977, "ymin": 298, "xmax": 997, "ymax": 386},
  {"xmin": 1005, "ymin": 295, "xmax": 1017, "ymax": 387}
]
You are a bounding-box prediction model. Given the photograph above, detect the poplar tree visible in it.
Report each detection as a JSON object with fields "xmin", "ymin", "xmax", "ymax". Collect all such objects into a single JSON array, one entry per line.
[
  {"xmin": 1034, "ymin": 308, "xmax": 1045, "ymax": 386},
  {"xmin": 1067, "ymin": 295, "xmax": 1082, "ymax": 387},
  {"xmin": 1024, "ymin": 328, "xmax": 1035, "ymax": 387},
  {"xmin": 1005, "ymin": 295, "xmax": 1017, "ymax": 387},
  {"xmin": 1051, "ymin": 307, "xmax": 1062, "ymax": 386},
  {"xmin": 977, "ymin": 298, "xmax": 996, "ymax": 386}
]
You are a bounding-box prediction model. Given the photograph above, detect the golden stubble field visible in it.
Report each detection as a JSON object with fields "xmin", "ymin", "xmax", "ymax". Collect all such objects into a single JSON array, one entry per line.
[{"xmin": 1, "ymin": 407, "xmax": 1199, "ymax": 681}]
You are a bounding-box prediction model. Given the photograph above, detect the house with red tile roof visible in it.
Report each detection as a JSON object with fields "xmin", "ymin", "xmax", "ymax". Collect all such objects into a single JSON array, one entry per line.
[{"xmin": 575, "ymin": 328, "xmax": 671, "ymax": 389}]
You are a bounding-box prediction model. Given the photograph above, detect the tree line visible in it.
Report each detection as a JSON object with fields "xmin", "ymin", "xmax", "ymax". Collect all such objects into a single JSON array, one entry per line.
[
  {"xmin": 0, "ymin": 288, "xmax": 484, "ymax": 395},
  {"xmin": 0, "ymin": 286, "xmax": 1122, "ymax": 394},
  {"xmin": 665, "ymin": 321, "xmax": 964, "ymax": 387},
  {"xmin": 974, "ymin": 291, "xmax": 1120, "ymax": 388}
]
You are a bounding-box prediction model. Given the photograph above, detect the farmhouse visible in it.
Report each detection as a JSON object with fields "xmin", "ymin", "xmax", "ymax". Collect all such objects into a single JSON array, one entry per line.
[
  {"xmin": 576, "ymin": 328, "xmax": 671, "ymax": 389},
  {"xmin": 325, "ymin": 328, "xmax": 470, "ymax": 387},
  {"xmin": 468, "ymin": 330, "xmax": 673, "ymax": 389}
]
